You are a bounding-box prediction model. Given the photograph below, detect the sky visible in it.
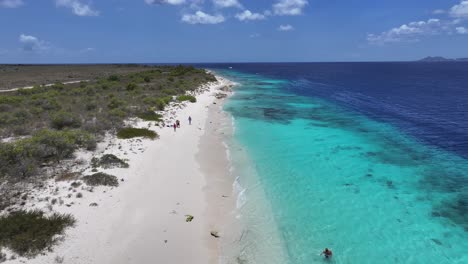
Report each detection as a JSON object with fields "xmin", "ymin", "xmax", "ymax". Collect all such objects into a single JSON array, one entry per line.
[{"xmin": 0, "ymin": 0, "xmax": 468, "ymax": 63}]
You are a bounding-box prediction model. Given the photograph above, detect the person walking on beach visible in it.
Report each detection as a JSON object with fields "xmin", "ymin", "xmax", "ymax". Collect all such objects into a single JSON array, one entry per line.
[
  {"xmin": 188, "ymin": 116, "xmax": 192, "ymax": 125},
  {"xmin": 176, "ymin": 120, "xmax": 180, "ymax": 128},
  {"xmin": 173, "ymin": 123, "xmax": 177, "ymax": 132}
]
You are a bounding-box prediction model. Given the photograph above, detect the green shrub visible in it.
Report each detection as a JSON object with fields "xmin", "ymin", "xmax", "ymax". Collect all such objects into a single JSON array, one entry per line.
[
  {"xmin": 0, "ymin": 129, "xmax": 96, "ymax": 180},
  {"xmin": 206, "ymin": 74, "xmax": 217, "ymax": 82},
  {"xmin": 51, "ymin": 82, "xmax": 65, "ymax": 90},
  {"xmin": 144, "ymin": 76, "xmax": 151, "ymax": 83},
  {"xmin": 30, "ymin": 129, "xmax": 96, "ymax": 160},
  {"xmin": 143, "ymin": 98, "xmax": 167, "ymax": 111},
  {"xmin": 85, "ymin": 87, "xmax": 96, "ymax": 96},
  {"xmin": 177, "ymin": 95, "xmax": 197, "ymax": 103},
  {"xmin": 108, "ymin": 75, "xmax": 119, "ymax": 81},
  {"xmin": 83, "ymin": 172, "xmax": 119, "ymax": 187},
  {"xmin": 86, "ymin": 101, "xmax": 97, "ymax": 110},
  {"xmin": 137, "ymin": 111, "xmax": 162, "ymax": 122},
  {"xmin": 0, "ymin": 210, "xmax": 75, "ymax": 257},
  {"xmin": 155, "ymin": 99, "xmax": 166, "ymax": 110},
  {"xmin": 0, "ymin": 113, "xmax": 15, "ymax": 126},
  {"xmin": 0, "ymin": 142, "xmax": 38, "ymax": 179},
  {"xmin": 117, "ymin": 127, "xmax": 158, "ymax": 139},
  {"xmin": 37, "ymin": 98, "xmax": 61, "ymax": 111},
  {"xmin": 17, "ymin": 86, "xmax": 42, "ymax": 95},
  {"xmin": 162, "ymin": 96, "xmax": 173, "ymax": 104},
  {"xmin": 51, "ymin": 111, "xmax": 82, "ymax": 130},
  {"xmin": 162, "ymin": 88, "xmax": 177, "ymax": 95},
  {"xmin": 91, "ymin": 154, "xmax": 129, "ymax": 169},
  {"xmin": 12, "ymin": 110, "xmax": 31, "ymax": 125},
  {"xmin": 0, "ymin": 95, "xmax": 23, "ymax": 105},
  {"xmin": 108, "ymin": 98, "xmax": 126, "ymax": 109},
  {"xmin": 126, "ymin": 83, "xmax": 138, "ymax": 91}
]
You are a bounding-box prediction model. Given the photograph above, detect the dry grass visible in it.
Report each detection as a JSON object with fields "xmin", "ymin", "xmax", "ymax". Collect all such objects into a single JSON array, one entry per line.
[{"xmin": 55, "ymin": 172, "xmax": 80, "ymax": 182}]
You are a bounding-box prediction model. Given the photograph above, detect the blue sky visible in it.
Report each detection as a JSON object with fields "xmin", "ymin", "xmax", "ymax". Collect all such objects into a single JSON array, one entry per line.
[{"xmin": 0, "ymin": 0, "xmax": 468, "ymax": 63}]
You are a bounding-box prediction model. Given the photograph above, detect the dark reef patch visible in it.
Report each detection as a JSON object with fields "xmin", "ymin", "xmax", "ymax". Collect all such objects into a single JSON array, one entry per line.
[
  {"xmin": 420, "ymin": 167, "xmax": 467, "ymax": 193},
  {"xmin": 431, "ymin": 238, "xmax": 443, "ymax": 246},
  {"xmin": 431, "ymin": 193, "xmax": 468, "ymax": 232}
]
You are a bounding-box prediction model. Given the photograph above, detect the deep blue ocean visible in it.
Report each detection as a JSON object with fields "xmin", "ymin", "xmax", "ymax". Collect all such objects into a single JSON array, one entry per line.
[{"xmin": 202, "ymin": 63, "xmax": 468, "ymax": 264}]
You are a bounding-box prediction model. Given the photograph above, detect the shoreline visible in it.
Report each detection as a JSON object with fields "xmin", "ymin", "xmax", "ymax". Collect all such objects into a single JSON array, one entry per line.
[
  {"xmin": 197, "ymin": 81, "xmax": 239, "ymax": 264},
  {"xmin": 2, "ymin": 75, "xmax": 238, "ymax": 264}
]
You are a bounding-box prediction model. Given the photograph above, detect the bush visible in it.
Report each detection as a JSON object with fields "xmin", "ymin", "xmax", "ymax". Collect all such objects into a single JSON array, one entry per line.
[
  {"xmin": 108, "ymin": 75, "xmax": 119, "ymax": 81},
  {"xmin": 35, "ymin": 98, "xmax": 61, "ymax": 111},
  {"xmin": 30, "ymin": 129, "xmax": 96, "ymax": 159},
  {"xmin": 51, "ymin": 82, "xmax": 65, "ymax": 90},
  {"xmin": 0, "ymin": 143, "xmax": 38, "ymax": 180},
  {"xmin": 177, "ymin": 95, "xmax": 197, "ymax": 103},
  {"xmin": 126, "ymin": 83, "xmax": 138, "ymax": 91},
  {"xmin": 0, "ymin": 112, "xmax": 15, "ymax": 126},
  {"xmin": 108, "ymin": 98, "xmax": 126, "ymax": 109},
  {"xmin": 117, "ymin": 127, "xmax": 158, "ymax": 139},
  {"xmin": 162, "ymin": 89, "xmax": 177, "ymax": 95},
  {"xmin": 162, "ymin": 96, "xmax": 173, "ymax": 104},
  {"xmin": 91, "ymin": 154, "xmax": 129, "ymax": 169},
  {"xmin": 0, "ymin": 95, "xmax": 23, "ymax": 105},
  {"xmin": 0, "ymin": 129, "xmax": 96, "ymax": 180},
  {"xmin": 83, "ymin": 172, "xmax": 119, "ymax": 187},
  {"xmin": 108, "ymin": 108, "xmax": 127, "ymax": 119},
  {"xmin": 86, "ymin": 101, "xmax": 97, "ymax": 110},
  {"xmin": 137, "ymin": 111, "xmax": 162, "ymax": 122},
  {"xmin": 51, "ymin": 111, "xmax": 82, "ymax": 130},
  {"xmin": 0, "ymin": 210, "xmax": 75, "ymax": 257}
]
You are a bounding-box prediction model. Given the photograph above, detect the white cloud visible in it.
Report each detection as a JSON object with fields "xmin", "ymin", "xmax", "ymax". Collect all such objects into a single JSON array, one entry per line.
[
  {"xmin": 456, "ymin": 26, "xmax": 468, "ymax": 34},
  {"xmin": 273, "ymin": 0, "xmax": 308, "ymax": 16},
  {"xmin": 181, "ymin": 11, "xmax": 225, "ymax": 24},
  {"xmin": 212, "ymin": 0, "xmax": 242, "ymax": 9},
  {"xmin": 0, "ymin": 0, "xmax": 23, "ymax": 8},
  {"xmin": 450, "ymin": 0, "xmax": 468, "ymax": 18},
  {"xmin": 452, "ymin": 18, "xmax": 463, "ymax": 24},
  {"xmin": 56, "ymin": 0, "xmax": 99, "ymax": 16},
  {"xmin": 19, "ymin": 34, "xmax": 49, "ymax": 52},
  {"xmin": 235, "ymin": 10, "xmax": 266, "ymax": 21},
  {"xmin": 432, "ymin": 9, "xmax": 446, "ymax": 15},
  {"xmin": 145, "ymin": 0, "xmax": 186, "ymax": 5},
  {"xmin": 278, "ymin": 24, "xmax": 294, "ymax": 31},
  {"xmin": 366, "ymin": 18, "xmax": 459, "ymax": 44}
]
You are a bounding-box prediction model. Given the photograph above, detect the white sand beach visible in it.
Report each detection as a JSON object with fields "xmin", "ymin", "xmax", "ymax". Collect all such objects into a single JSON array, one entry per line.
[{"xmin": 3, "ymin": 76, "xmax": 237, "ymax": 264}]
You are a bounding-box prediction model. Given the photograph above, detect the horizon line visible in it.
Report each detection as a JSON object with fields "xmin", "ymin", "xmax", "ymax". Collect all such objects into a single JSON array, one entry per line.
[{"xmin": 2, "ymin": 60, "xmax": 468, "ymax": 65}]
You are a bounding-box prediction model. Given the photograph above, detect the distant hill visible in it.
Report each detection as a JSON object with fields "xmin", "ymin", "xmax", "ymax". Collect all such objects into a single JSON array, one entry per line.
[{"xmin": 418, "ymin": 56, "xmax": 468, "ymax": 62}]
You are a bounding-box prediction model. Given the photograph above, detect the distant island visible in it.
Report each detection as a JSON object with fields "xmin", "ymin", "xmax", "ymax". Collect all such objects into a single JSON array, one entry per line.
[{"xmin": 418, "ymin": 56, "xmax": 468, "ymax": 62}]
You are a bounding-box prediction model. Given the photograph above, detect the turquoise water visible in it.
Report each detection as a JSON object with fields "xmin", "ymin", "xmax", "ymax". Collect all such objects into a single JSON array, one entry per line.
[{"xmin": 216, "ymin": 69, "xmax": 468, "ymax": 264}]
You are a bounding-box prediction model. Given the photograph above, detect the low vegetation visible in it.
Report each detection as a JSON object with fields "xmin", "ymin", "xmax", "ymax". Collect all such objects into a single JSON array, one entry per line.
[
  {"xmin": 0, "ymin": 65, "xmax": 215, "ymax": 139},
  {"xmin": 0, "ymin": 129, "xmax": 96, "ymax": 181},
  {"xmin": 177, "ymin": 95, "xmax": 197, "ymax": 103},
  {"xmin": 83, "ymin": 172, "xmax": 119, "ymax": 187},
  {"xmin": 91, "ymin": 154, "xmax": 129, "ymax": 169},
  {"xmin": 117, "ymin": 127, "xmax": 158, "ymax": 140},
  {"xmin": 137, "ymin": 110, "xmax": 163, "ymax": 122},
  {"xmin": 0, "ymin": 210, "xmax": 75, "ymax": 257},
  {"xmin": 185, "ymin": 215, "xmax": 194, "ymax": 222}
]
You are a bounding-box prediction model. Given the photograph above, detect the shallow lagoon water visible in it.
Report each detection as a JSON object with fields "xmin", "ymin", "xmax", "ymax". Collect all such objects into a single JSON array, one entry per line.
[{"xmin": 209, "ymin": 64, "xmax": 468, "ymax": 264}]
